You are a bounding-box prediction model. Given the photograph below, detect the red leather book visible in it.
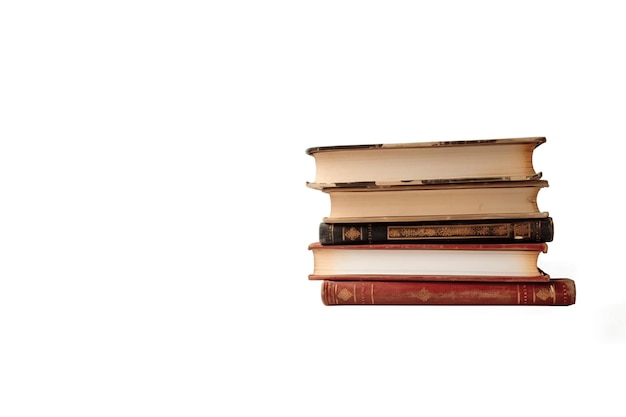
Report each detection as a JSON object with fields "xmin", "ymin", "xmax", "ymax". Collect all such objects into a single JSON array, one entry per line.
[{"xmin": 321, "ymin": 279, "xmax": 576, "ymax": 306}]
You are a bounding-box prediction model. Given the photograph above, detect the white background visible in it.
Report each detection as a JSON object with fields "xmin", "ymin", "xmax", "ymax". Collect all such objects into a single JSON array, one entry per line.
[{"xmin": 2, "ymin": 1, "xmax": 625, "ymax": 416}]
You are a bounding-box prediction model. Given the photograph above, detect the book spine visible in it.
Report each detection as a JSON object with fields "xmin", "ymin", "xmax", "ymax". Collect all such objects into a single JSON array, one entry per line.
[
  {"xmin": 321, "ymin": 279, "xmax": 575, "ymax": 306},
  {"xmin": 319, "ymin": 218, "xmax": 554, "ymax": 245}
]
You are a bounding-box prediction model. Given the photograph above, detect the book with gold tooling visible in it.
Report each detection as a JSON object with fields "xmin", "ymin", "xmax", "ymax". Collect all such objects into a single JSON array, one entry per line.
[
  {"xmin": 321, "ymin": 279, "xmax": 576, "ymax": 306},
  {"xmin": 318, "ymin": 217, "xmax": 554, "ymax": 245}
]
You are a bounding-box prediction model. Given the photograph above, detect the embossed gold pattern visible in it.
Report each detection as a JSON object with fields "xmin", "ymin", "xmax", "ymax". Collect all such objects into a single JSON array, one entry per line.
[
  {"xmin": 337, "ymin": 288, "xmax": 353, "ymax": 301},
  {"xmin": 343, "ymin": 226, "xmax": 362, "ymax": 241},
  {"xmin": 408, "ymin": 287, "xmax": 432, "ymax": 302},
  {"xmin": 535, "ymin": 287, "xmax": 553, "ymax": 301},
  {"xmin": 387, "ymin": 224, "xmax": 513, "ymax": 240}
]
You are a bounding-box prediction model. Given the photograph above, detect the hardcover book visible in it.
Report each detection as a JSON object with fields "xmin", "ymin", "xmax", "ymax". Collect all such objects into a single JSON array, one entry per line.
[
  {"xmin": 308, "ymin": 242, "xmax": 550, "ymax": 282},
  {"xmin": 306, "ymin": 136, "xmax": 545, "ymax": 189},
  {"xmin": 318, "ymin": 180, "xmax": 548, "ymax": 223},
  {"xmin": 319, "ymin": 217, "xmax": 554, "ymax": 245},
  {"xmin": 321, "ymin": 279, "xmax": 576, "ymax": 306}
]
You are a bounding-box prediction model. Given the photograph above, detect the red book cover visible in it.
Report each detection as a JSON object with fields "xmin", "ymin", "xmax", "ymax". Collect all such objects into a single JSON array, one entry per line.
[{"xmin": 321, "ymin": 279, "xmax": 576, "ymax": 306}]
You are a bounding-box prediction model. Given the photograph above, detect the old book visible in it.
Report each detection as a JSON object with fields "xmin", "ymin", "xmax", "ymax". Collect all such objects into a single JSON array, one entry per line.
[
  {"xmin": 308, "ymin": 242, "xmax": 550, "ymax": 282},
  {"xmin": 320, "ymin": 279, "xmax": 576, "ymax": 306},
  {"xmin": 318, "ymin": 180, "xmax": 548, "ymax": 223},
  {"xmin": 306, "ymin": 136, "xmax": 545, "ymax": 189},
  {"xmin": 319, "ymin": 217, "xmax": 554, "ymax": 245}
]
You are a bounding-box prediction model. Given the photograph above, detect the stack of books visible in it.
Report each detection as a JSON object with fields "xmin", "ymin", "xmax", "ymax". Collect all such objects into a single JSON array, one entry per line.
[{"xmin": 305, "ymin": 137, "xmax": 576, "ymax": 306}]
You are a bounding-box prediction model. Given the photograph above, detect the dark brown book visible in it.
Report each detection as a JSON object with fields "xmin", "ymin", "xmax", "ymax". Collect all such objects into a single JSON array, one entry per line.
[
  {"xmin": 308, "ymin": 242, "xmax": 550, "ymax": 282},
  {"xmin": 321, "ymin": 279, "xmax": 576, "ymax": 306},
  {"xmin": 319, "ymin": 217, "xmax": 554, "ymax": 245},
  {"xmin": 306, "ymin": 136, "xmax": 545, "ymax": 189}
]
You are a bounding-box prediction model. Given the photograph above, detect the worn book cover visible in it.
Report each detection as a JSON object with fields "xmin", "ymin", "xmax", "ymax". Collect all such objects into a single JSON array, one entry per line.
[
  {"xmin": 321, "ymin": 279, "xmax": 576, "ymax": 306},
  {"xmin": 319, "ymin": 217, "xmax": 554, "ymax": 245}
]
